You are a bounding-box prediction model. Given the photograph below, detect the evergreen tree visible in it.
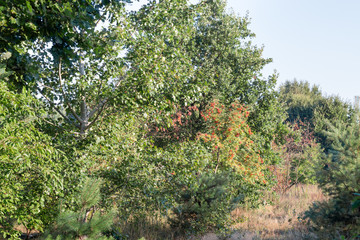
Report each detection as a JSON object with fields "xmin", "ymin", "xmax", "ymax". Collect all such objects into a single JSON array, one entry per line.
[
  {"xmin": 169, "ymin": 171, "xmax": 239, "ymax": 236},
  {"xmin": 43, "ymin": 178, "xmax": 115, "ymax": 240},
  {"xmin": 304, "ymin": 117, "xmax": 360, "ymax": 237}
]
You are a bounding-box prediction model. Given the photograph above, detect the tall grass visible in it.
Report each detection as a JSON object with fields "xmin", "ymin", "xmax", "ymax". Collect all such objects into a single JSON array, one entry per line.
[
  {"xmin": 231, "ymin": 184, "xmax": 326, "ymax": 240},
  {"xmin": 113, "ymin": 185, "xmax": 327, "ymax": 240}
]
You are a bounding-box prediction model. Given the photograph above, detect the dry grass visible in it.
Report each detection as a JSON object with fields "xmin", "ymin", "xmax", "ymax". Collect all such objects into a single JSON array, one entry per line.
[
  {"xmin": 113, "ymin": 213, "xmax": 191, "ymax": 240},
  {"xmin": 119, "ymin": 185, "xmax": 328, "ymax": 240},
  {"xmin": 231, "ymin": 184, "xmax": 327, "ymax": 240},
  {"xmin": 2, "ymin": 185, "xmax": 328, "ymax": 240}
]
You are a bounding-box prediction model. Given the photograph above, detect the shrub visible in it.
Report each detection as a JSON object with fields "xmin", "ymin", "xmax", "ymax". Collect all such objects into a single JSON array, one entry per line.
[{"xmin": 168, "ymin": 100, "xmax": 271, "ymax": 236}]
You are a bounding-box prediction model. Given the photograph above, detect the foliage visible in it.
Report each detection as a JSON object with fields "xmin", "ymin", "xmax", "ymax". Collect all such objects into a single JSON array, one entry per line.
[
  {"xmin": 278, "ymin": 80, "xmax": 322, "ymax": 124},
  {"xmin": 185, "ymin": 0, "xmax": 288, "ymax": 155},
  {"xmin": 0, "ymin": 0, "xmax": 293, "ymax": 237},
  {"xmin": 2, "ymin": 0, "xmax": 198, "ymax": 138},
  {"xmin": 197, "ymin": 101, "xmax": 268, "ymax": 179},
  {"xmin": 166, "ymin": 101, "xmax": 271, "ymax": 235},
  {"xmin": 272, "ymin": 121, "xmax": 322, "ymax": 193},
  {"xmin": 0, "ymin": 0, "xmax": 129, "ymax": 90},
  {"xmin": 143, "ymin": 0, "xmax": 288, "ymax": 156},
  {"xmin": 169, "ymin": 171, "xmax": 235, "ymax": 236},
  {"xmin": 278, "ymin": 79, "xmax": 356, "ymax": 151},
  {"xmin": 42, "ymin": 177, "xmax": 115, "ymax": 240},
  {"xmin": 0, "ymin": 52, "xmax": 12, "ymax": 80},
  {"xmin": 352, "ymin": 193, "xmax": 360, "ymax": 211},
  {"xmin": 0, "ymin": 81, "xmax": 80, "ymax": 239},
  {"xmin": 304, "ymin": 117, "xmax": 360, "ymax": 237},
  {"xmin": 128, "ymin": 0, "xmax": 200, "ymax": 110},
  {"xmin": 88, "ymin": 100, "xmax": 272, "ymax": 236},
  {"xmin": 85, "ymin": 113, "xmax": 166, "ymax": 219},
  {"xmin": 151, "ymin": 101, "xmax": 271, "ymax": 197},
  {"xmin": 185, "ymin": 0, "xmax": 272, "ymax": 105}
]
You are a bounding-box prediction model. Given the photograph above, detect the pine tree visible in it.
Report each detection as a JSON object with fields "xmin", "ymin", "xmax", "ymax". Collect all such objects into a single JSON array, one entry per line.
[
  {"xmin": 304, "ymin": 117, "xmax": 360, "ymax": 237},
  {"xmin": 42, "ymin": 178, "xmax": 115, "ymax": 240},
  {"xmin": 169, "ymin": 171, "xmax": 240, "ymax": 236}
]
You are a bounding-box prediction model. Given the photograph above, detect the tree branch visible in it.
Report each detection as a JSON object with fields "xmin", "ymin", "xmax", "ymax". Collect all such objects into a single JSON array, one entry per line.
[
  {"xmin": 87, "ymin": 99, "xmax": 108, "ymax": 130},
  {"xmin": 58, "ymin": 59, "xmax": 83, "ymax": 125},
  {"xmin": 39, "ymin": 116, "xmax": 80, "ymax": 136},
  {"xmin": 37, "ymin": 87, "xmax": 78, "ymax": 127},
  {"xmin": 88, "ymin": 99, "xmax": 108, "ymax": 120},
  {"xmin": 87, "ymin": 68, "xmax": 132, "ymax": 121}
]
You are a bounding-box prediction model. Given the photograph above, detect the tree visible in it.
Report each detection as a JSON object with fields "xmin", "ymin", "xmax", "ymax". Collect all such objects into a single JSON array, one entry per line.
[
  {"xmin": 184, "ymin": 0, "xmax": 287, "ymax": 159},
  {"xmin": 304, "ymin": 117, "xmax": 360, "ymax": 238},
  {"xmin": 272, "ymin": 120, "xmax": 322, "ymax": 193},
  {"xmin": 145, "ymin": 0, "xmax": 287, "ymax": 165},
  {"xmin": 0, "ymin": 0, "xmax": 293, "ymax": 237},
  {"xmin": 1, "ymin": 0, "xmax": 206, "ymax": 139},
  {"xmin": 157, "ymin": 101, "xmax": 271, "ymax": 235},
  {"xmin": 1, "ymin": 0, "xmax": 131, "ymax": 138},
  {"xmin": 43, "ymin": 178, "xmax": 115, "ymax": 240},
  {"xmin": 278, "ymin": 79, "xmax": 322, "ymax": 124}
]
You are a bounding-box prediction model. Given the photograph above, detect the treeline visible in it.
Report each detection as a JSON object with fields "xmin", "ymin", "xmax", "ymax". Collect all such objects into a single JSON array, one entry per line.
[{"xmin": 0, "ymin": 0, "xmax": 359, "ymax": 239}]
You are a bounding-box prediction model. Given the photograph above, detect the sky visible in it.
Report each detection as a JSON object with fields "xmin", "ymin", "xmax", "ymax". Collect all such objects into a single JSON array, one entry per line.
[{"xmin": 128, "ymin": 0, "xmax": 360, "ymax": 103}]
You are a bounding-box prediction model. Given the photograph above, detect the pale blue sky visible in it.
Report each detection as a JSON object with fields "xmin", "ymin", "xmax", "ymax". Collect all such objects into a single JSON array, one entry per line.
[
  {"xmin": 227, "ymin": 0, "xmax": 360, "ymax": 103},
  {"xmin": 128, "ymin": 0, "xmax": 360, "ymax": 102}
]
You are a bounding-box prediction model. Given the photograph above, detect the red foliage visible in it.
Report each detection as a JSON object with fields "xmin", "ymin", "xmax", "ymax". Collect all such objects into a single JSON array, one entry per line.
[{"xmin": 196, "ymin": 100, "xmax": 268, "ymax": 184}]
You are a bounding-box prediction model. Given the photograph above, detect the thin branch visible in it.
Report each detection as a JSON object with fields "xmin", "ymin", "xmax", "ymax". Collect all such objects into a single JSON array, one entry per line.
[
  {"xmin": 87, "ymin": 100, "xmax": 108, "ymax": 130},
  {"xmin": 58, "ymin": 59, "xmax": 83, "ymax": 124},
  {"xmin": 87, "ymin": 68, "xmax": 132, "ymax": 121},
  {"xmin": 41, "ymin": 117, "xmax": 64, "ymax": 129},
  {"xmin": 96, "ymin": 75, "xmax": 106, "ymax": 103},
  {"xmin": 89, "ymin": 105, "xmax": 125, "ymax": 130},
  {"xmin": 38, "ymin": 83, "xmax": 57, "ymax": 92},
  {"xmin": 40, "ymin": 117, "xmax": 80, "ymax": 135},
  {"xmin": 88, "ymin": 99, "xmax": 108, "ymax": 119},
  {"xmin": 114, "ymin": 71, "xmax": 128, "ymax": 89},
  {"xmin": 94, "ymin": 5, "xmax": 110, "ymax": 27},
  {"xmin": 37, "ymin": 87, "xmax": 76, "ymax": 127}
]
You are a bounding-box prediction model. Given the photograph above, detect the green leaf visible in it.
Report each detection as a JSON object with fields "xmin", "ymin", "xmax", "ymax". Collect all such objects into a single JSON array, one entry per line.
[{"xmin": 26, "ymin": 1, "xmax": 33, "ymax": 14}]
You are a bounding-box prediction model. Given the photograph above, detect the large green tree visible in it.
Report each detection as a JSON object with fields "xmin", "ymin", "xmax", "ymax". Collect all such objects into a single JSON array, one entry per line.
[
  {"xmin": 0, "ymin": 0, "xmax": 293, "ymax": 237},
  {"xmin": 145, "ymin": 0, "xmax": 287, "ymax": 162},
  {"xmin": 1, "ymin": 0, "xmax": 205, "ymax": 139}
]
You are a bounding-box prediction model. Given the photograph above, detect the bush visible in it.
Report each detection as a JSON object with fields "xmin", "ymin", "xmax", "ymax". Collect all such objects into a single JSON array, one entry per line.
[
  {"xmin": 98, "ymin": 101, "xmax": 273, "ymax": 237},
  {"xmin": 167, "ymin": 101, "xmax": 271, "ymax": 236}
]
